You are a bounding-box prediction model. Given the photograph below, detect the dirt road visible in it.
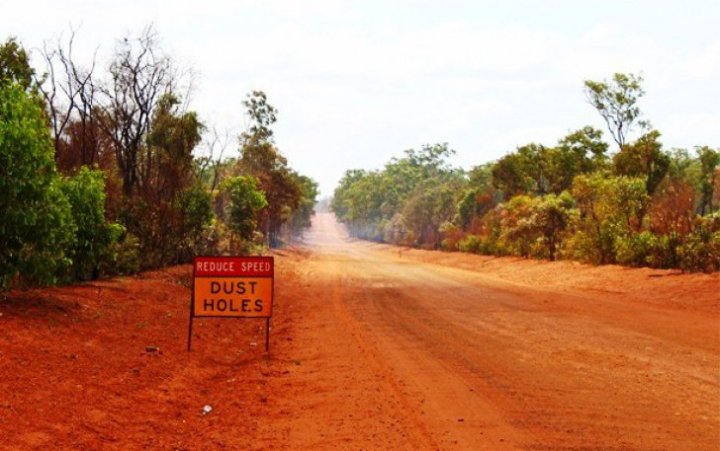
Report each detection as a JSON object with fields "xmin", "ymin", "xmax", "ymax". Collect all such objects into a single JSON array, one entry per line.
[
  {"xmin": 1, "ymin": 213, "xmax": 718, "ymax": 450},
  {"xmin": 284, "ymin": 213, "xmax": 719, "ymax": 450}
]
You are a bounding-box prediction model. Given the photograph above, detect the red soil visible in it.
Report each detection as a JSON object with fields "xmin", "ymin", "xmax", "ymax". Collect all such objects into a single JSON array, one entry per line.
[{"xmin": 1, "ymin": 213, "xmax": 718, "ymax": 450}]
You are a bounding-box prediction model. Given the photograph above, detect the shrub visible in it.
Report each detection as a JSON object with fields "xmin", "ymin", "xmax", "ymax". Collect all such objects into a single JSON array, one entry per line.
[
  {"xmin": 60, "ymin": 167, "xmax": 121, "ymax": 281},
  {"xmin": 458, "ymin": 235, "xmax": 483, "ymax": 253},
  {"xmin": 0, "ymin": 83, "xmax": 76, "ymax": 288},
  {"xmin": 222, "ymin": 175, "xmax": 268, "ymax": 243},
  {"xmin": 570, "ymin": 173, "xmax": 649, "ymax": 264},
  {"xmin": 678, "ymin": 214, "xmax": 720, "ymax": 272},
  {"xmin": 99, "ymin": 230, "xmax": 141, "ymax": 277},
  {"xmin": 615, "ymin": 231, "xmax": 664, "ymax": 267},
  {"xmin": 439, "ymin": 221, "xmax": 462, "ymax": 251},
  {"xmin": 176, "ymin": 184, "xmax": 214, "ymax": 260}
]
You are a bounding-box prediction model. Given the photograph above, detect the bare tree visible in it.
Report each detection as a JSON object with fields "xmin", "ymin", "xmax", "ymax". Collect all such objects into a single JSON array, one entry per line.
[
  {"xmin": 36, "ymin": 27, "xmax": 101, "ymax": 167},
  {"xmin": 98, "ymin": 25, "xmax": 176, "ymax": 196},
  {"xmin": 197, "ymin": 126, "xmax": 233, "ymax": 192}
]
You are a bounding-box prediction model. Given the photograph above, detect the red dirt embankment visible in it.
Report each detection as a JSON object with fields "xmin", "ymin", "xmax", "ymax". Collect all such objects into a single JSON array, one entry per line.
[{"xmin": 0, "ymin": 213, "xmax": 718, "ymax": 450}]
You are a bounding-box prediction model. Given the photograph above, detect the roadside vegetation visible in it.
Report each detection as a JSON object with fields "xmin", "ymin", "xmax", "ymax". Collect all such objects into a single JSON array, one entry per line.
[
  {"xmin": 0, "ymin": 28, "xmax": 317, "ymax": 289},
  {"xmin": 332, "ymin": 73, "xmax": 719, "ymax": 272}
]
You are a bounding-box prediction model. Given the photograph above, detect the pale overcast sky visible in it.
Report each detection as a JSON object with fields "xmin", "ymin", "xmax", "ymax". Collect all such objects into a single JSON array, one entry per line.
[{"xmin": 3, "ymin": 0, "xmax": 719, "ymax": 195}]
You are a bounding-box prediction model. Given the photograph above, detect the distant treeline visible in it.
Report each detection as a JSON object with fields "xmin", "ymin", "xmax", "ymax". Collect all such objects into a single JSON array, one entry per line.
[
  {"xmin": 0, "ymin": 27, "xmax": 317, "ymax": 289},
  {"xmin": 332, "ymin": 74, "xmax": 719, "ymax": 272}
]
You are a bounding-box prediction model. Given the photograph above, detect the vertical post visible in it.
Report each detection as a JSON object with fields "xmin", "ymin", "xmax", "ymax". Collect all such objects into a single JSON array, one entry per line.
[
  {"xmin": 187, "ymin": 307, "xmax": 194, "ymax": 352},
  {"xmin": 265, "ymin": 317, "xmax": 270, "ymax": 353}
]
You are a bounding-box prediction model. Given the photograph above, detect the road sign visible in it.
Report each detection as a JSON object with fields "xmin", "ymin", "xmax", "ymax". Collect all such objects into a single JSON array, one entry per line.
[{"xmin": 187, "ymin": 256, "xmax": 274, "ymax": 352}]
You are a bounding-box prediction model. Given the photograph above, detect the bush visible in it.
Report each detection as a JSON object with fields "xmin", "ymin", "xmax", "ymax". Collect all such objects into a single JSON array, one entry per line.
[
  {"xmin": 176, "ymin": 184, "xmax": 214, "ymax": 260},
  {"xmin": 570, "ymin": 173, "xmax": 649, "ymax": 264},
  {"xmin": 439, "ymin": 221, "xmax": 462, "ymax": 251},
  {"xmin": 0, "ymin": 83, "xmax": 76, "ymax": 288},
  {"xmin": 60, "ymin": 167, "xmax": 122, "ymax": 281},
  {"xmin": 615, "ymin": 231, "xmax": 664, "ymax": 267},
  {"xmin": 99, "ymin": 231, "xmax": 141, "ymax": 276},
  {"xmin": 222, "ymin": 175, "xmax": 268, "ymax": 244},
  {"xmin": 678, "ymin": 214, "xmax": 720, "ymax": 272},
  {"xmin": 383, "ymin": 213, "xmax": 408, "ymax": 245},
  {"xmin": 458, "ymin": 235, "xmax": 483, "ymax": 253}
]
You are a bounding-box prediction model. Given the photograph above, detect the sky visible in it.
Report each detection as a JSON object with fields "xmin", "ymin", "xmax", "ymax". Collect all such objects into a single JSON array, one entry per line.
[{"xmin": 3, "ymin": 0, "xmax": 719, "ymax": 196}]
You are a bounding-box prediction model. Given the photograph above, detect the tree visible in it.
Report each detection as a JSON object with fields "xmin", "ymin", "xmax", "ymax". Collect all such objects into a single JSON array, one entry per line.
[
  {"xmin": 338, "ymin": 171, "xmax": 387, "ymax": 240},
  {"xmin": 570, "ymin": 173, "xmax": 649, "ymax": 264},
  {"xmin": 242, "ymin": 90, "xmax": 277, "ymax": 143},
  {"xmin": 529, "ymin": 192, "xmax": 578, "ymax": 261},
  {"xmin": 0, "ymin": 83, "xmax": 75, "ymax": 288},
  {"xmin": 176, "ymin": 184, "xmax": 214, "ymax": 260},
  {"xmin": 498, "ymin": 195, "xmax": 537, "ymax": 257},
  {"xmin": 36, "ymin": 28, "xmax": 102, "ymax": 166},
  {"xmin": 0, "ymin": 37, "xmax": 34, "ymax": 89},
  {"xmin": 144, "ymin": 93, "xmax": 203, "ymax": 198},
  {"xmin": 60, "ymin": 167, "xmax": 122, "ymax": 281},
  {"xmin": 99, "ymin": 26, "xmax": 176, "ymax": 196},
  {"xmin": 287, "ymin": 173, "xmax": 319, "ymax": 234},
  {"xmin": 331, "ymin": 169, "xmax": 367, "ymax": 220},
  {"xmin": 333, "ymin": 144, "xmax": 460, "ymax": 242},
  {"xmin": 584, "ymin": 73, "xmax": 646, "ymax": 149},
  {"xmin": 238, "ymin": 91, "xmax": 302, "ymax": 247},
  {"xmin": 613, "ymin": 130, "xmax": 669, "ymax": 196},
  {"xmin": 492, "ymin": 144, "xmax": 549, "ymax": 196},
  {"xmin": 124, "ymin": 92, "xmax": 205, "ymax": 266},
  {"xmin": 696, "ymin": 146, "xmax": 719, "ymax": 215},
  {"xmin": 222, "ymin": 176, "xmax": 268, "ymax": 243},
  {"xmin": 380, "ymin": 143, "xmax": 457, "ymax": 217},
  {"xmin": 402, "ymin": 178, "xmax": 463, "ymax": 248},
  {"xmin": 547, "ymin": 126, "xmax": 609, "ymax": 193},
  {"xmin": 492, "ymin": 152, "xmax": 531, "ymax": 197}
]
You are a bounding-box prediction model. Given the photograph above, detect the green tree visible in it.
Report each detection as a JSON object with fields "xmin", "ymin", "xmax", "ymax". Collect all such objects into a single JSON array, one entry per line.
[
  {"xmin": 222, "ymin": 176, "xmax": 268, "ymax": 243},
  {"xmin": 242, "ymin": 90, "xmax": 277, "ymax": 144},
  {"xmin": 0, "ymin": 83, "xmax": 75, "ymax": 288},
  {"xmin": 0, "ymin": 37, "xmax": 34, "ymax": 89},
  {"xmin": 613, "ymin": 130, "xmax": 669, "ymax": 196},
  {"xmin": 126, "ymin": 92, "xmax": 206, "ymax": 266},
  {"xmin": 333, "ymin": 143, "xmax": 460, "ymax": 242},
  {"xmin": 584, "ymin": 73, "xmax": 646, "ymax": 149},
  {"xmin": 238, "ymin": 91, "xmax": 302, "ymax": 247},
  {"xmin": 492, "ymin": 152, "xmax": 531, "ymax": 197},
  {"xmin": 529, "ymin": 192, "xmax": 578, "ymax": 260},
  {"xmin": 492, "ymin": 144, "xmax": 549, "ymax": 196},
  {"xmin": 402, "ymin": 179, "xmax": 463, "ymax": 248},
  {"xmin": 331, "ymin": 169, "xmax": 367, "ymax": 220},
  {"xmin": 340, "ymin": 171, "xmax": 387, "ymax": 240},
  {"xmin": 498, "ymin": 195, "xmax": 537, "ymax": 257},
  {"xmin": 696, "ymin": 146, "xmax": 719, "ymax": 215},
  {"xmin": 60, "ymin": 167, "xmax": 122, "ymax": 281},
  {"xmin": 546, "ymin": 126, "xmax": 609, "ymax": 193},
  {"xmin": 678, "ymin": 213, "xmax": 720, "ymax": 272},
  {"xmin": 176, "ymin": 184, "xmax": 214, "ymax": 259},
  {"xmin": 570, "ymin": 173, "xmax": 649, "ymax": 264},
  {"xmin": 288, "ymin": 173, "xmax": 319, "ymax": 233}
]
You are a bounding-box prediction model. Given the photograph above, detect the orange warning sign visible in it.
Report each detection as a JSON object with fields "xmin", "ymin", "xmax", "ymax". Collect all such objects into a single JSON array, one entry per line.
[
  {"xmin": 191, "ymin": 256, "xmax": 274, "ymax": 318},
  {"xmin": 193, "ymin": 277, "xmax": 272, "ymax": 317},
  {"xmin": 188, "ymin": 256, "xmax": 275, "ymax": 352}
]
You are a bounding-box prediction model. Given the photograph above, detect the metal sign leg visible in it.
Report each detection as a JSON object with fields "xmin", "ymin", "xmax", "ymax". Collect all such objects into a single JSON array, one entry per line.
[
  {"xmin": 265, "ymin": 317, "xmax": 270, "ymax": 353},
  {"xmin": 187, "ymin": 312, "xmax": 194, "ymax": 352}
]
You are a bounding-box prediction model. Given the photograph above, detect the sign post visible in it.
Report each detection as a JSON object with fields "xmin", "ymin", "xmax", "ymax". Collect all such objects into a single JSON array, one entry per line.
[{"xmin": 187, "ymin": 256, "xmax": 274, "ymax": 352}]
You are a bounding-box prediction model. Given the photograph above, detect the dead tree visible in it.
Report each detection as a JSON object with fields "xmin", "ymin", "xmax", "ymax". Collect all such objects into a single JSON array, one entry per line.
[
  {"xmin": 197, "ymin": 126, "xmax": 233, "ymax": 192},
  {"xmin": 98, "ymin": 25, "xmax": 175, "ymax": 196},
  {"xmin": 36, "ymin": 27, "xmax": 101, "ymax": 168}
]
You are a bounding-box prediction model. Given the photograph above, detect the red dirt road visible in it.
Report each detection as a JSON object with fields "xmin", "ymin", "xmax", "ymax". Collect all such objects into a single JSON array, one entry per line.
[{"xmin": 1, "ymin": 213, "xmax": 719, "ymax": 450}]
